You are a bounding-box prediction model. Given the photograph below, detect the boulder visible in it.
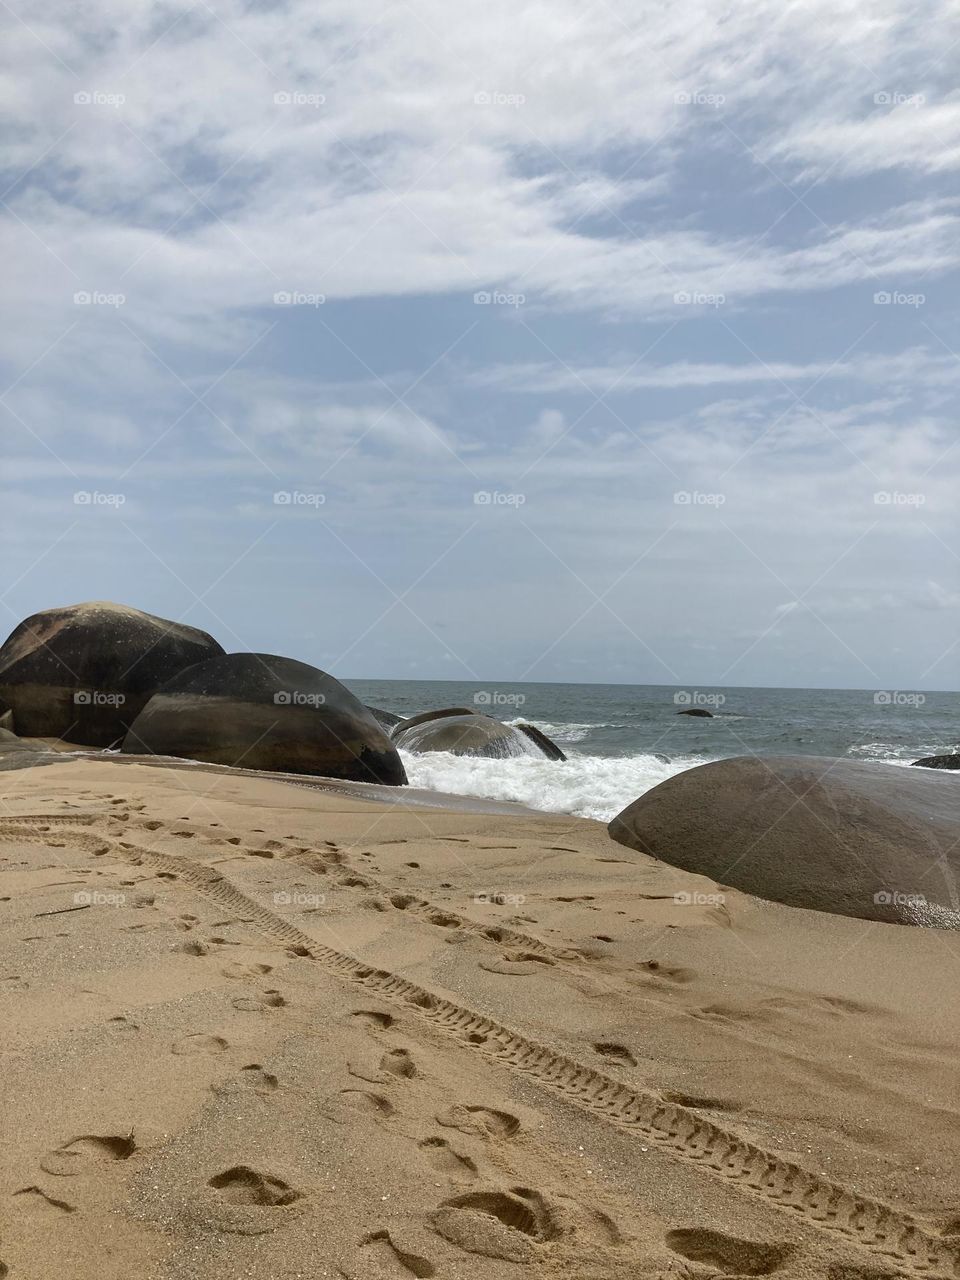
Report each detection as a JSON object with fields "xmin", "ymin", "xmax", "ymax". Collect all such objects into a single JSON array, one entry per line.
[
  {"xmin": 394, "ymin": 709, "xmax": 528, "ymax": 758},
  {"xmin": 0, "ymin": 601, "xmax": 224, "ymax": 747},
  {"xmin": 515, "ymin": 723, "xmax": 566, "ymax": 761},
  {"xmin": 609, "ymin": 755, "xmax": 960, "ymax": 926},
  {"xmin": 677, "ymin": 708, "xmax": 713, "ymax": 717},
  {"xmin": 366, "ymin": 705, "xmax": 403, "ymax": 733},
  {"xmin": 121, "ymin": 652, "xmax": 406, "ymax": 785},
  {"xmin": 912, "ymin": 754, "xmax": 960, "ymax": 771},
  {"xmin": 0, "ymin": 727, "xmax": 59, "ymax": 772}
]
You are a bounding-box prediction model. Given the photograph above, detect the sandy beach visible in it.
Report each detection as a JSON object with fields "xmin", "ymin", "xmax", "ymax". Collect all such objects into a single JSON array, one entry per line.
[{"xmin": 2, "ymin": 756, "xmax": 958, "ymax": 1279}]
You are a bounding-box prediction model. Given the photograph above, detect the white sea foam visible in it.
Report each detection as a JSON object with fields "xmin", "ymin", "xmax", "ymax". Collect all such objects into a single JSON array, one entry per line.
[{"xmin": 400, "ymin": 749, "xmax": 707, "ymax": 822}]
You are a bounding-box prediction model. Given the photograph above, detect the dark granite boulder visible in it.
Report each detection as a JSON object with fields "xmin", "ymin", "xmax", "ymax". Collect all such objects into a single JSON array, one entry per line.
[
  {"xmin": 609, "ymin": 755, "xmax": 960, "ymax": 926},
  {"xmin": 0, "ymin": 601, "xmax": 224, "ymax": 747},
  {"xmin": 912, "ymin": 754, "xmax": 960, "ymax": 771},
  {"xmin": 122, "ymin": 653, "xmax": 406, "ymax": 785}
]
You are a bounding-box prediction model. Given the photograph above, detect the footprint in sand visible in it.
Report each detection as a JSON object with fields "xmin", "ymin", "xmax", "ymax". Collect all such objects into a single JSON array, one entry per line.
[
  {"xmin": 431, "ymin": 1187, "xmax": 560, "ymax": 1264},
  {"xmin": 593, "ymin": 1042, "xmax": 637, "ymax": 1066},
  {"xmin": 664, "ymin": 1227, "xmax": 794, "ymax": 1275},
  {"xmin": 208, "ymin": 1165, "xmax": 301, "ymax": 1207},
  {"xmin": 221, "ymin": 962, "xmax": 273, "ymax": 980},
  {"xmin": 213, "ymin": 1064, "xmax": 279, "ymax": 1097},
  {"xmin": 354, "ymin": 1229, "xmax": 437, "ymax": 1278},
  {"xmin": 435, "ymin": 1105, "xmax": 520, "ymax": 1138},
  {"xmin": 231, "ymin": 989, "xmax": 286, "ymax": 1012},
  {"xmin": 418, "ymin": 1136, "xmax": 477, "ymax": 1182},
  {"xmin": 40, "ymin": 1134, "xmax": 136, "ymax": 1177},
  {"xmin": 336, "ymin": 1089, "xmax": 395, "ymax": 1118},
  {"xmin": 171, "ymin": 1033, "xmax": 228, "ymax": 1056},
  {"xmin": 351, "ymin": 1009, "xmax": 396, "ymax": 1031}
]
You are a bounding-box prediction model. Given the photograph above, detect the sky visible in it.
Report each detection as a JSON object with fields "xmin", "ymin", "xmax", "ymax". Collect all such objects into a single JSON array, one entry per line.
[{"xmin": 2, "ymin": 0, "xmax": 959, "ymax": 691}]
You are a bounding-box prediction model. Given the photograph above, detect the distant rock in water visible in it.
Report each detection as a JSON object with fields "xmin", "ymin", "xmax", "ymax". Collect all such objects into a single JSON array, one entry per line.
[
  {"xmin": 0, "ymin": 601, "xmax": 224, "ymax": 747},
  {"xmin": 365, "ymin": 705, "xmax": 403, "ymax": 733},
  {"xmin": 912, "ymin": 754, "xmax": 960, "ymax": 771},
  {"xmin": 514, "ymin": 722, "xmax": 566, "ymax": 761},
  {"xmin": 676, "ymin": 708, "xmax": 713, "ymax": 717},
  {"xmin": 392, "ymin": 708, "xmax": 564, "ymax": 760},
  {"xmin": 609, "ymin": 755, "xmax": 960, "ymax": 927},
  {"xmin": 122, "ymin": 653, "xmax": 406, "ymax": 785}
]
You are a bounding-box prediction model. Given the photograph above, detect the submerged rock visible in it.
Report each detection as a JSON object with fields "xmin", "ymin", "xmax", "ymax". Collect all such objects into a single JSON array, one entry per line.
[
  {"xmin": 122, "ymin": 653, "xmax": 406, "ymax": 785},
  {"xmin": 0, "ymin": 601, "xmax": 224, "ymax": 747},
  {"xmin": 514, "ymin": 723, "xmax": 566, "ymax": 761},
  {"xmin": 609, "ymin": 755, "xmax": 960, "ymax": 926},
  {"xmin": 677, "ymin": 708, "xmax": 713, "ymax": 717}
]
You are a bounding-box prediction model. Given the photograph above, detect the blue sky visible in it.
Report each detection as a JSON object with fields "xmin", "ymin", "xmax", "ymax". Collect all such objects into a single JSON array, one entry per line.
[{"xmin": 2, "ymin": 0, "xmax": 959, "ymax": 689}]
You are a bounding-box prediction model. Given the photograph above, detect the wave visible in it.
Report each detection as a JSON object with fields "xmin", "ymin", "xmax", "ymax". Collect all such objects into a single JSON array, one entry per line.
[{"xmin": 399, "ymin": 750, "xmax": 708, "ymax": 823}]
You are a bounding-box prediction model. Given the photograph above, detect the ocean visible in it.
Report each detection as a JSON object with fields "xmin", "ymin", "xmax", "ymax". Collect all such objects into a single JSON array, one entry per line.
[{"xmin": 346, "ymin": 679, "xmax": 959, "ymax": 822}]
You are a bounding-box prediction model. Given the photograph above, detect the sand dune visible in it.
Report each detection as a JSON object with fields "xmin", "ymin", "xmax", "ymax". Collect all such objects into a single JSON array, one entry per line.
[{"xmin": 1, "ymin": 757, "xmax": 958, "ymax": 1278}]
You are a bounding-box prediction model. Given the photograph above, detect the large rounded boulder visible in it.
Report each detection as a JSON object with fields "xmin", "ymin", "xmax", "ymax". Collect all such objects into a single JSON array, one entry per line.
[
  {"xmin": 392, "ymin": 708, "xmax": 564, "ymax": 760},
  {"xmin": 0, "ymin": 601, "xmax": 224, "ymax": 747},
  {"xmin": 122, "ymin": 653, "xmax": 406, "ymax": 785},
  {"xmin": 608, "ymin": 755, "xmax": 960, "ymax": 927}
]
